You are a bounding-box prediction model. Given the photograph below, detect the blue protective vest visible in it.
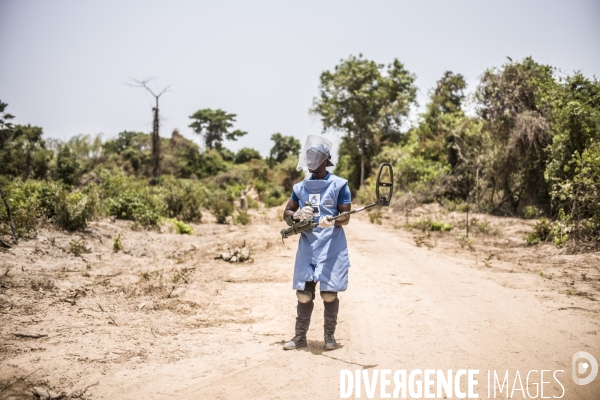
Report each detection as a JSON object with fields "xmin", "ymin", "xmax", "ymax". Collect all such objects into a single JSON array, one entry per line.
[{"xmin": 292, "ymin": 174, "xmax": 351, "ymax": 292}]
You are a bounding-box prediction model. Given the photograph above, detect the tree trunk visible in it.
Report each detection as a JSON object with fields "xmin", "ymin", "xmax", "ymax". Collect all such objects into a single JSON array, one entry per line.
[
  {"xmin": 152, "ymin": 101, "xmax": 161, "ymax": 180},
  {"xmin": 0, "ymin": 186, "xmax": 18, "ymax": 244},
  {"xmin": 360, "ymin": 151, "xmax": 365, "ymax": 188},
  {"xmin": 359, "ymin": 138, "xmax": 366, "ymax": 188}
]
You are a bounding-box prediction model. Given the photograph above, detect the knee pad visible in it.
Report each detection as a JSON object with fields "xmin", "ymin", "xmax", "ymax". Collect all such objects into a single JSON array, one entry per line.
[
  {"xmin": 320, "ymin": 291, "xmax": 337, "ymax": 303},
  {"xmin": 296, "ymin": 290, "xmax": 313, "ymax": 303}
]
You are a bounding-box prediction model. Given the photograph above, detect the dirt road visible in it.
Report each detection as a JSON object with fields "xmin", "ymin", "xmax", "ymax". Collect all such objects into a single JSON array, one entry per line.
[
  {"xmin": 101, "ymin": 216, "xmax": 600, "ymax": 399},
  {"xmin": 2, "ymin": 212, "xmax": 599, "ymax": 399}
]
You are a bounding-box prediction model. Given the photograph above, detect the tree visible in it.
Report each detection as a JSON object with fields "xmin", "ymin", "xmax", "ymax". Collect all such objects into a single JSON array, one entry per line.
[
  {"xmin": 189, "ymin": 109, "xmax": 247, "ymax": 151},
  {"xmin": 269, "ymin": 133, "xmax": 300, "ymax": 163},
  {"xmin": 53, "ymin": 144, "xmax": 82, "ymax": 185},
  {"xmin": 476, "ymin": 57, "xmax": 556, "ymax": 212},
  {"xmin": 235, "ymin": 147, "xmax": 261, "ymax": 164},
  {"xmin": 0, "ymin": 101, "xmax": 15, "ymax": 145},
  {"xmin": 0, "ymin": 124, "xmax": 52, "ymax": 180},
  {"xmin": 0, "ymin": 101, "xmax": 18, "ymax": 244},
  {"xmin": 410, "ymin": 71, "xmax": 467, "ymax": 166},
  {"xmin": 129, "ymin": 78, "xmax": 170, "ymax": 181},
  {"xmin": 311, "ymin": 55, "xmax": 417, "ymax": 187}
]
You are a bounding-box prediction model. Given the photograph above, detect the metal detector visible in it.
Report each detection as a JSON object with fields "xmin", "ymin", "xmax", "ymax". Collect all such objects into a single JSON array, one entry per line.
[{"xmin": 280, "ymin": 163, "xmax": 394, "ymax": 241}]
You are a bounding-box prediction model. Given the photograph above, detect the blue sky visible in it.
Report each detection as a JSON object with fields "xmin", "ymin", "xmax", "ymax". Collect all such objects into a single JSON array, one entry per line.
[{"xmin": 1, "ymin": 0, "xmax": 599, "ymax": 159}]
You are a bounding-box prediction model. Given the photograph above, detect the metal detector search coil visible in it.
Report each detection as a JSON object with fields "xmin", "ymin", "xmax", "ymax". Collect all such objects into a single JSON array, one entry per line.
[{"xmin": 280, "ymin": 163, "xmax": 394, "ymax": 241}]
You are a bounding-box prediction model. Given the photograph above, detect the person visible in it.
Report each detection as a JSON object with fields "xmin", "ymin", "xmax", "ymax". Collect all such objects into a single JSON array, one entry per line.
[{"xmin": 282, "ymin": 136, "xmax": 352, "ymax": 351}]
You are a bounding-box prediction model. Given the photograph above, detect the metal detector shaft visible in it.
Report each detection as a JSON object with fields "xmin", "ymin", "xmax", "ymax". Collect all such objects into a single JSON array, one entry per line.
[
  {"xmin": 280, "ymin": 163, "xmax": 394, "ymax": 242},
  {"xmin": 325, "ymin": 202, "xmax": 378, "ymax": 221}
]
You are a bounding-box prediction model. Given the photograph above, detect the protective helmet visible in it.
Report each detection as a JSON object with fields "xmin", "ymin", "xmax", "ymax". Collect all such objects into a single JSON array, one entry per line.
[{"xmin": 297, "ymin": 135, "xmax": 335, "ymax": 171}]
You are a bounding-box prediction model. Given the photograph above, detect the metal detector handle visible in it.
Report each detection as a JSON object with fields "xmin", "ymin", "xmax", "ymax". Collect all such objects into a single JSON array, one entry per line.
[{"xmin": 280, "ymin": 164, "xmax": 394, "ymax": 241}]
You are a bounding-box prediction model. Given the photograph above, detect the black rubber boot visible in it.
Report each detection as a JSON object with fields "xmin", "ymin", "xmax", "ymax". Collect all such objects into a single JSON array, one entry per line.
[
  {"xmin": 324, "ymin": 333, "xmax": 337, "ymax": 350},
  {"xmin": 283, "ymin": 334, "xmax": 307, "ymax": 350},
  {"xmin": 323, "ymin": 297, "xmax": 339, "ymax": 335},
  {"xmin": 295, "ymin": 299, "xmax": 314, "ymax": 334}
]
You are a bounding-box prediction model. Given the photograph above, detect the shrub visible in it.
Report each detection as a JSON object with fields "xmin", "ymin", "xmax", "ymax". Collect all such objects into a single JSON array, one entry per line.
[
  {"xmin": 409, "ymin": 217, "xmax": 452, "ymax": 232},
  {"xmin": 207, "ymin": 193, "xmax": 234, "ymax": 224},
  {"xmin": 52, "ymin": 144, "xmax": 83, "ymax": 185},
  {"xmin": 113, "ymin": 233, "xmax": 123, "ymax": 251},
  {"xmin": 161, "ymin": 180, "xmax": 203, "ymax": 222},
  {"xmin": 235, "ymin": 147, "xmax": 261, "ymax": 164},
  {"xmin": 54, "ymin": 187, "xmax": 99, "ymax": 231},
  {"xmin": 30, "ymin": 278, "xmax": 55, "ymax": 292},
  {"xmin": 525, "ymin": 232, "xmax": 540, "ymax": 246},
  {"xmin": 369, "ymin": 210, "xmax": 382, "ymax": 224},
  {"xmin": 523, "ymin": 205, "xmax": 541, "ymax": 219},
  {"xmin": 69, "ymin": 239, "xmax": 88, "ymax": 256},
  {"xmin": 105, "ymin": 189, "xmax": 162, "ymax": 226},
  {"xmin": 163, "ymin": 218, "xmax": 193, "ymax": 234},
  {"xmin": 247, "ymin": 196, "xmax": 259, "ymax": 209},
  {"xmin": 0, "ymin": 180, "xmax": 43, "ymax": 237},
  {"xmin": 525, "ymin": 217, "xmax": 555, "ymax": 246},
  {"xmin": 233, "ymin": 210, "xmax": 251, "ymax": 225}
]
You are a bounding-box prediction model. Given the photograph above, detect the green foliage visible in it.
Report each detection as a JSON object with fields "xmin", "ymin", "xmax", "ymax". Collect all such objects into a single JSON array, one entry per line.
[
  {"xmin": 408, "ymin": 217, "xmax": 453, "ymax": 232},
  {"xmin": 53, "ymin": 143, "xmax": 83, "ymax": 185},
  {"xmin": 198, "ymin": 149, "xmax": 228, "ymax": 177},
  {"xmin": 0, "ymin": 124, "xmax": 52, "ymax": 180},
  {"xmin": 269, "ymin": 133, "xmax": 301, "ymax": 163},
  {"xmin": 160, "ymin": 177, "xmax": 203, "ymax": 222},
  {"xmin": 54, "ymin": 187, "xmax": 99, "ymax": 231},
  {"xmin": 207, "ymin": 193, "xmax": 234, "ymax": 224},
  {"xmin": 274, "ymin": 155, "xmax": 303, "ymax": 192},
  {"xmin": 523, "ymin": 205, "xmax": 541, "ymax": 219},
  {"xmin": 69, "ymin": 239, "xmax": 88, "ymax": 256},
  {"xmin": 104, "ymin": 189, "xmax": 162, "ymax": 227},
  {"xmin": 164, "ymin": 218, "xmax": 193, "ymax": 235},
  {"xmin": 113, "ymin": 233, "xmax": 123, "ymax": 251},
  {"xmin": 235, "ymin": 147, "xmax": 261, "ymax": 164},
  {"xmin": 312, "ymin": 54, "xmax": 417, "ymax": 187},
  {"xmin": 0, "ymin": 101, "xmax": 15, "ymax": 142},
  {"xmin": 0, "ymin": 180, "xmax": 43, "ymax": 237},
  {"xmin": 233, "ymin": 210, "xmax": 251, "ymax": 225},
  {"xmin": 188, "ymin": 108, "xmax": 247, "ymax": 150},
  {"xmin": 525, "ymin": 217, "xmax": 553, "ymax": 246}
]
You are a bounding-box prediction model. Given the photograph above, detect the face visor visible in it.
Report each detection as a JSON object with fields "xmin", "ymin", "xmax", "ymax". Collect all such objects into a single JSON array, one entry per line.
[{"xmin": 297, "ymin": 135, "xmax": 335, "ymax": 171}]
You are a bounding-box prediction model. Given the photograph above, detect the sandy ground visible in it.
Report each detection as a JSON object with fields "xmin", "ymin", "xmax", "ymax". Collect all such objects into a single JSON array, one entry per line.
[{"xmin": 1, "ymin": 206, "xmax": 599, "ymax": 399}]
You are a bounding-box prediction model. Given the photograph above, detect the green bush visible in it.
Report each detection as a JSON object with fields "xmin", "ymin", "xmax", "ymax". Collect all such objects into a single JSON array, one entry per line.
[
  {"xmin": 52, "ymin": 144, "xmax": 83, "ymax": 185},
  {"xmin": 163, "ymin": 218, "xmax": 193, "ymax": 234},
  {"xmin": 551, "ymin": 209, "xmax": 570, "ymax": 247},
  {"xmin": 525, "ymin": 232, "xmax": 540, "ymax": 246},
  {"xmin": 523, "ymin": 205, "xmax": 541, "ymax": 219},
  {"xmin": 113, "ymin": 233, "xmax": 123, "ymax": 251},
  {"xmin": 247, "ymin": 196, "xmax": 259, "ymax": 209},
  {"xmin": 233, "ymin": 210, "xmax": 251, "ymax": 225},
  {"xmin": 54, "ymin": 187, "xmax": 99, "ymax": 231},
  {"xmin": 104, "ymin": 189, "xmax": 162, "ymax": 226},
  {"xmin": 160, "ymin": 179, "xmax": 203, "ymax": 222},
  {"xmin": 0, "ymin": 181, "xmax": 42, "ymax": 237},
  {"xmin": 525, "ymin": 217, "xmax": 552, "ymax": 245},
  {"xmin": 69, "ymin": 239, "xmax": 88, "ymax": 256},
  {"xmin": 235, "ymin": 147, "xmax": 261, "ymax": 164},
  {"xmin": 207, "ymin": 193, "xmax": 234, "ymax": 224},
  {"xmin": 408, "ymin": 217, "xmax": 453, "ymax": 232}
]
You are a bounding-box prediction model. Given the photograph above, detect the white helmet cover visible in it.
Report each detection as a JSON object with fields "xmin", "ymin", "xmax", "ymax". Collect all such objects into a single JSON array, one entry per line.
[{"xmin": 296, "ymin": 135, "xmax": 334, "ymax": 171}]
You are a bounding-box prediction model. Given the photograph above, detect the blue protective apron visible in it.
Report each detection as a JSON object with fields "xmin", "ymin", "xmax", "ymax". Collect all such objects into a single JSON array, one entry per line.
[{"xmin": 292, "ymin": 174, "xmax": 350, "ymax": 292}]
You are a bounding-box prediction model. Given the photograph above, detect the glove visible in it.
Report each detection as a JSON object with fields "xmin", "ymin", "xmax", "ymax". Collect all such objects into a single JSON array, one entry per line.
[
  {"xmin": 293, "ymin": 205, "xmax": 314, "ymax": 221},
  {"xmin": 319, "ymin": 216, "xmax": 335, "ymax": 229}
]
